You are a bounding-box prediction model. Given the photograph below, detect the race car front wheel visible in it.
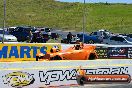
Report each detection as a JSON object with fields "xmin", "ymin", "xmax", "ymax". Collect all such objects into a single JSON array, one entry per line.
[
  {"xmin": 36, "ymin": 56, "xmax": 44, "ymax": 61},
  {"xmin": 36, "ymin": 56, "xmax": 39, "ymax": 61}
]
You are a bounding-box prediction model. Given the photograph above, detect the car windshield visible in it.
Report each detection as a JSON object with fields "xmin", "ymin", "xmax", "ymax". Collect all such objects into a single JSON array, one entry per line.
[
  {"xmin": 77, "ymin": 33, "xmax": 88, "ymax": 37},
  {"xmin": 45, "ymin": 28, "xmax": 50, "ymax": 32},
  {"xmin": 125, "ymin": 37, "xmax": 132, "ymax": 42},
  {"xmin": 0, "ymin": 30, "xmax": 10, "ymax": 35}
]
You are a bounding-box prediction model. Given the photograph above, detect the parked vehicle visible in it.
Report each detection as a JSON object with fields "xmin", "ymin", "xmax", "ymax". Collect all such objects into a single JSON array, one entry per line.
[
  {"xmin": 41, "ymin": 32, "xmax": 50, "ymax": 42},
  {"xmin": 31, "ymin": 31, "xmax": 49, "ymax": 43},
  {"xmin": 7, "ymin": 27, "xmax": 17, "ymax": 33},
  {"xmin": 119, "ymin": 33, "xmax": 132, "ymax": 38},
  {"xmin": 51, "ymin": 32, "xmax": 59, "ymax": 40},
  {"xmin": 0, "ymin": 28, "xmax": 17, "ymax": 42},
  {"xmin": 36, "ymin": 43, "xmax": 98, "ymax": 61},
  {"xmin": 10, "ymin": 26, "xmax": 36, "ymax": 42},
  {"xmin": 127, "ymin": 34, "xmax": 132, "ymax": 38},
  {"xmin": 103, "ymin": 35, "xmax": 132, "ymax": 45},
  {"xmin": 90, "ymin": 29, "xmax": 114, "ymax": 43},
  {"xmin": 37, "ymin": 27, "xmax": 51, "ymax": 36},
  {"xmin": 77, "ymin": 33, "xmax": 101, "ymax": 44},
  {"xmin": 61, "ymin": 36, "xmax": 80, "ymax": 44},
  {"xmin": 30, "ymin": 31, "xmax": 41, "ymax": 43}
]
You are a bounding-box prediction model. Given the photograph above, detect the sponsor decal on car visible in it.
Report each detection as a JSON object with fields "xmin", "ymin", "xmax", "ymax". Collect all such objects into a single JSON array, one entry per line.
[{"xmin": 2, "ymin": 71, "xmax": 35, "ymax": 87}]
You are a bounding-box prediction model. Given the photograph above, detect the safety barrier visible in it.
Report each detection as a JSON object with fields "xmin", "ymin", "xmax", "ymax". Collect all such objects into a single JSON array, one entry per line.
[
  {"xmin": 0, "ymin": 43, "xmax": 131, "ymax": 61},
  {"xmin": 0, "ymin": 43, "xmax": 132, "ymax": 87},
  {"xmin": 96, "ymin": 46, "xmax": 132, "ymax": 59},
  {"xmin": 0, "ymin": 60, "xmax": 132, "ymax": 88},
  {"xmin": 0, "ymin": 43, "xmax": 61, "ymax": 61}
]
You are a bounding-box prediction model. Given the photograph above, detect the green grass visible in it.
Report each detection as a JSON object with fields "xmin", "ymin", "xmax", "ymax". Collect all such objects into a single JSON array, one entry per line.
[{"xmin": 0, "ymin": 0, "xmax": 132, "ymax": 33}]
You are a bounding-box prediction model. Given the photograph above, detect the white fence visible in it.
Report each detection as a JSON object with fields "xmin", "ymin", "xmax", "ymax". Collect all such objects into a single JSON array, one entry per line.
[{"xmin": 0, "ymin": 60, "xmax": 132, "ymax": 88}]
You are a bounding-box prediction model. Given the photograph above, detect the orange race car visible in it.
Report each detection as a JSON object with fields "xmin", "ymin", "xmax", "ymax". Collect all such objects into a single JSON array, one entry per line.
[{"xmin": 36, "ymin": 43, "xmax": 98, "ymax": 61}]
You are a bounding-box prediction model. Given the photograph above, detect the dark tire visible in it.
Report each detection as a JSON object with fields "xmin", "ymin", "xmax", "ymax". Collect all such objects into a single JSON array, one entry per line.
[
  {"xmin": 88, "ymin": 40, "xmax": 94, "ymax": 44},
  {"xmin": 50, "ymin": 55, "xmax": 62, "ymax": 60},
  {"xmin": 77, "ymin": 76, "xmax": 86, "ymax": 86},
  {"xmin": 17, "ymin": 39, "xmax": 22, "ymax": 42},
  {"xmin": 88, "ymin": 53, "xmax": 96, "ymax": 60},
  {"xmin": 36, "ymin": 56, "xmax": 44, "ymax": 61},
  {"xmin": 36, "ymin": 56, "xmax": 39, "ymax": 61}
]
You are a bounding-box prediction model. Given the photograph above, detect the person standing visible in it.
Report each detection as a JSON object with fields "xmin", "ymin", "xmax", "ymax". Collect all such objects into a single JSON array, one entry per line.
[
  {"xmin": 67, "ymin": 32, "xmax": 73, "ymax": 44},
  {"xmin": 29, "ymin": 30, "xmax": 33, "ymax": 43}
]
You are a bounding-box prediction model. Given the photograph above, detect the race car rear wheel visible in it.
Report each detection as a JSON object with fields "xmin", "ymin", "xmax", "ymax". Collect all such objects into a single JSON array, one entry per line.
[
  {"xmin": 88, "ymin": 53, "xmax": 96, "ymax": 60},
  {"xmin": 77, "ymin": 76, "xmax": 86, "ymax": 86},
  {"xmin": 50, "ymin": 55, "xmax": 62, "ymax": 60}
]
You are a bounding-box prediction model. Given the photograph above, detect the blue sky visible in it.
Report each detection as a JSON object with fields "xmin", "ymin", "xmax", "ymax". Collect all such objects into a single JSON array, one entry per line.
[{"xmin": 56, "ymin": 0, "xmax": 132, "ymax": 3}]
